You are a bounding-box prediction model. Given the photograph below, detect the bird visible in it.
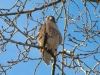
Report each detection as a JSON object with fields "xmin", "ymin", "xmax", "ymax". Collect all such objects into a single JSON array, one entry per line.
[{"xmin": 37, "ymin": 16, "xmax": 62, "ymax": 65}]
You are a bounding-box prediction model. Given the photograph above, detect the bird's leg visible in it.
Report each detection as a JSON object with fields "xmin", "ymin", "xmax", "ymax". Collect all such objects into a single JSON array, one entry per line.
[
  {"xmin": 47, "ymin": 49, "xmax": 54, "ymax": 57},
  {"xmin": 55, "ymin": 49, "xmax": 57, "ymax": 51},
  {"xmin": 45, "ymin": 46, "xmax": 48, "ymax": 51},
  {"xmin": 42, "ymin": 46, "xmax": 47, "ymax": 57},
  {"xmin": 54, "ymin": 49, "xmax": 57, "ymax": 56}
]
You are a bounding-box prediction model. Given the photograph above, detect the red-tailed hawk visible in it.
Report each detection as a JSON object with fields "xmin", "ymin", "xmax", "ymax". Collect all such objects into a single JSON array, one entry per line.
[{"xmin": 38, "ymin": 16, "xmax": 62, "ymax": 65}]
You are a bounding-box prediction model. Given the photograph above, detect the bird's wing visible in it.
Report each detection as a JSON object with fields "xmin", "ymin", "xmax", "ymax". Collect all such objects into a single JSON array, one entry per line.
[
  {"xmin": 38, "ymin": 24, "xmax": 47, "ymax": 47},
  {"xmin": 38, "ymin": 24, "xmax": 51, "ymax": 65}
]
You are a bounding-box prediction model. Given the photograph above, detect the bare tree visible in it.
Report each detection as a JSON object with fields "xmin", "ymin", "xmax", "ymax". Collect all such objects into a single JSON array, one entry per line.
[{"xmin": 0, "ymin": 0, "xmax": 100, "ymax": 75}]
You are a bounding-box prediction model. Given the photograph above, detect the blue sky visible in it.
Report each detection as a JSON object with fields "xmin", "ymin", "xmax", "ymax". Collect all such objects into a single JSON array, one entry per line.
[{"xmin": 0, "ymin": 0, "xmax": 100, "ymax": 75}]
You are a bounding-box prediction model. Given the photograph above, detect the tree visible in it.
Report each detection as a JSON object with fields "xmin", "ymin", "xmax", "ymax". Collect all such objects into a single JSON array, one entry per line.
[{"xmin": 0, "ymin": 0, "xmax": 100, "ymax": 75}]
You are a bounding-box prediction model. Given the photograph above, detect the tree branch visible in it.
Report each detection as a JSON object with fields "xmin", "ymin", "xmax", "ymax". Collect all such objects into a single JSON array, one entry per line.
[{"xmin": 0, "ymin": 0, "xmax": 61, "ymax": 16}]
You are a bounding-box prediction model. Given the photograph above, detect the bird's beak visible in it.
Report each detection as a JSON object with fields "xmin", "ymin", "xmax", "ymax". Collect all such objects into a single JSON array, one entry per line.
[{"xmin": 49, "ymin": 17, "xmax": 52, "ymax": 20}]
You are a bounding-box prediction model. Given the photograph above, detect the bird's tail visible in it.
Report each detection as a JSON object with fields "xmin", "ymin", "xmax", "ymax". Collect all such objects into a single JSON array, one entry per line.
[{"xmin": 42, "ymin": 51, "xmax": 52, "ymax": 65}]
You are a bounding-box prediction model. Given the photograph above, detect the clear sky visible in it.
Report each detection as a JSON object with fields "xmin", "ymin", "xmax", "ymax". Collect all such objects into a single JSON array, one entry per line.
[{"xmin": 0, "ymin": 0, "xmax": 100, "ymax": 75}]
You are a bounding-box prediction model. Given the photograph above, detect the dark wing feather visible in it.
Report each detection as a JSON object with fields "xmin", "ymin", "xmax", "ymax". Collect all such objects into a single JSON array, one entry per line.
[{"xmin": 38, "ymin": 24, "xmax": 48, "ymax": 47}]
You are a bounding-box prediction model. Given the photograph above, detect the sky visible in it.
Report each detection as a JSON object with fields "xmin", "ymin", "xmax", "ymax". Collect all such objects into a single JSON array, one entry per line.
[{"xmin": 0, "ymin": 0, "xmax": 100, "ymax": 75}]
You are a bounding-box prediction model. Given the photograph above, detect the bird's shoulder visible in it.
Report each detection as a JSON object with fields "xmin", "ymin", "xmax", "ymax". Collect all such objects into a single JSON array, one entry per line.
[{"xmin": 38, "ymin": 24, "xmax": 46, "ymax": 32}]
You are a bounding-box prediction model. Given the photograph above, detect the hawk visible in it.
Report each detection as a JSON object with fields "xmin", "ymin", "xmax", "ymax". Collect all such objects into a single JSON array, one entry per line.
[{"xmin": 37, "ymin": 16, "xmax": 62, "ymax": 65}]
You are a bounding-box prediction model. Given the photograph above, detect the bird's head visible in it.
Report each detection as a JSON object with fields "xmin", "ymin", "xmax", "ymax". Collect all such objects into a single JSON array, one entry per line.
[{"xmin": 46, "ymin": 16, "xmax": 56, "ymax": 23}]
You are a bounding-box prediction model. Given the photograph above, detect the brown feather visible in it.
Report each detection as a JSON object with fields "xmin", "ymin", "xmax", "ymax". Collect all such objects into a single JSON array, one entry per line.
[{"xmin": 37, "ymin": 16, "xmax": 62, "ymax": 65}]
